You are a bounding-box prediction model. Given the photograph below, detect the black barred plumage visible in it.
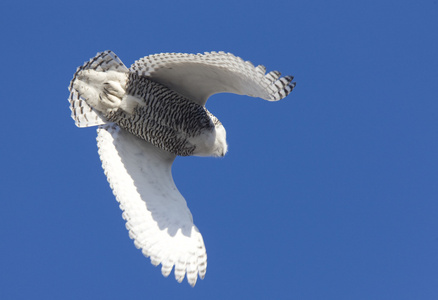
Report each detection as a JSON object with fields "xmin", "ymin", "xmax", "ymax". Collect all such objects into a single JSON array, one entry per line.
[{"xmin": 105, "ymin": 74, "xmax": 216, "ymax": 156}]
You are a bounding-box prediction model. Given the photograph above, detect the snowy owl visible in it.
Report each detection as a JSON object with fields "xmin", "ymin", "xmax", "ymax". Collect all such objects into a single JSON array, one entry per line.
[{"xmin": 68, "ymin": 50, "xmax": 296, "ymax": 286}]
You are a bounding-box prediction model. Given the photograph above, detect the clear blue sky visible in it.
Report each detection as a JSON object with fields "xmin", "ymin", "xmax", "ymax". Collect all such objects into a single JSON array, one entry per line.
[{"xmin": 1, "ymin": 0, "xmax": 437, "ymax": 299}]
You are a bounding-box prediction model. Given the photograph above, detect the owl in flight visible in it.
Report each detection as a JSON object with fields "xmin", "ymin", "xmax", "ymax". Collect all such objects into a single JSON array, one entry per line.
[{"xmin": 68, "ymin": 50, "xmax": 295, "ymax": 286}]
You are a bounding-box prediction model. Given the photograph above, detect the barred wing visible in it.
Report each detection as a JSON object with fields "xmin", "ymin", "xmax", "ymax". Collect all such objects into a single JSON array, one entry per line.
[
  {"xmin": 130, "ymin": 51, "xmax": 296, "ymax": 106},
  {"xmin": 97, "ymin": 124, "xmax": 207, "ymax": 286}
]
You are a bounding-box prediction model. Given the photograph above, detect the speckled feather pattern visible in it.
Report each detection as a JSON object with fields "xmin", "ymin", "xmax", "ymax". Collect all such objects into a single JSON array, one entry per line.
[
  {"xmin": 130, "ymin": 51, "xmax": 296, "ymax": 103},
  {"xmin": 105, "ymin": 74, "xmax": 217, "ymax": 156}
]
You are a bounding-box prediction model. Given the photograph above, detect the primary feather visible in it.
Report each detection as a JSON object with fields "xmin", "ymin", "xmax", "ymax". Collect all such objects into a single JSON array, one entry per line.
[{"xmin": 68, "ymin": 50, "xmax": 295, "ymax": 286}]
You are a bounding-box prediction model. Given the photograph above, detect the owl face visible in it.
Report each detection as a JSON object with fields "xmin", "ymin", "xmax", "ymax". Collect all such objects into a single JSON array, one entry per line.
[
  {"xmin": 188, "ymin": 121, "xmax": 227, "ymax": 157},
  {"xmin": 212, "ymin": 122, "xmax": 228, "ymax": 157}
]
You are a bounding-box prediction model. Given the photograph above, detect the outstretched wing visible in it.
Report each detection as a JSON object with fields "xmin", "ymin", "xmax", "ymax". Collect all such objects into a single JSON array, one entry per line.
[
  {"xmin": 130, "ymin": 51, "xmax": 296, "ymax": 106},
  {"xmin": 97, "ymin": 124, "xmax": 207, "ymax": 286}
]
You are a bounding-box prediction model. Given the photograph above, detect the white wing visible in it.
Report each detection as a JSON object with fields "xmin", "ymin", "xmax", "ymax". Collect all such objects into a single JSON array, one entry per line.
[
  {"xmin": 97, "ymin": 124, "xmax": 207, "ymax": 286},
  {"xmin": 130, "ymin": 51, "xmax": 296, "ymax": 106}
]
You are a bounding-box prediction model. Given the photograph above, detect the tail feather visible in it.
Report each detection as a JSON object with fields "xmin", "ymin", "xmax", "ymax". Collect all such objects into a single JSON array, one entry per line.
[
  {"xmin": 68, "ymin": 51, "xmax": 128, "ymax": 128},
  {"xmin": 69, "ymin": 90, "xmax": 106, "ymax": 128}
]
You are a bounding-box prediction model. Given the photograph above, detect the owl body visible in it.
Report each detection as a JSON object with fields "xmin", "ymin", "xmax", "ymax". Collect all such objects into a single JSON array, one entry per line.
[{"xmin": 72, "ymin": 63, "xmax": 227, "ymax": 157}]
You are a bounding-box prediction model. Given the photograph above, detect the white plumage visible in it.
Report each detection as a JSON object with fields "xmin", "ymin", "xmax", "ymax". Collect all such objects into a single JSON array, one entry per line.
[{"xmin": 68, "ymin": 50, "xmax": 295, "ymax": 286}]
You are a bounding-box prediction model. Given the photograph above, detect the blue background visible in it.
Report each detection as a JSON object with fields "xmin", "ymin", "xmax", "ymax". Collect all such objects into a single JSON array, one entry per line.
[{"xmin": 1, "ymin": 0, "xmax": 437, "ymax": 299}]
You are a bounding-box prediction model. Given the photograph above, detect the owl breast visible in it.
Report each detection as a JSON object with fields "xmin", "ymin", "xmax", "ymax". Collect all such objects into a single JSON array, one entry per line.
[{"xmin": 104, "ymin": 74, "xmax": 227, "ymax": 157}]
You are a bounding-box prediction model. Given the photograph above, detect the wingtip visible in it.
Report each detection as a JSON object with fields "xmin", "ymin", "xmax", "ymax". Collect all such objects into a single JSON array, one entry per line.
[{"xmin": 268, "ymin": 74, "xmax": 296, "ymax": 101}]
